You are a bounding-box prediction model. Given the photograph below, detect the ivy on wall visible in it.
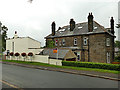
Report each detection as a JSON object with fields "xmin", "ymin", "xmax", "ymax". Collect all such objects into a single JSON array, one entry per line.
[{"xmin": 46, "ymin": 40, "xmax": 55, "ymax": 48}]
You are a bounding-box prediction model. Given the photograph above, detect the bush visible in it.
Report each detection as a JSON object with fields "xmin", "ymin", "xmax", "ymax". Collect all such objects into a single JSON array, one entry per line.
[
  {"xmin": 10, "ymin": 52, "xmax": 14, "ymax": 56},
  {"xmin": 15, "ymin": 52, "xmax": 20, "ymax": 57},
  {"xmin": 21, "ymin": 53, "xmax": 26, "ymax": 57},
  {"xmin": 62, "ymin": 61, "xmax": 120, "ymax": 71},
  {"xmin": 28, "ymin": 52, "xmax": 33, "ymax": 56},
  {"xmin": 115, "ymin": 56, "xmax": 120, "ymax": 60}
]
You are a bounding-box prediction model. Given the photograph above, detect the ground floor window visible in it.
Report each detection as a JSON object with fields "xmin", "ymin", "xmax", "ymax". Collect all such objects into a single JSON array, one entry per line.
[
  {"xmin": 77, "ymin": 54, "xmax": 80, "ymax": 61},
  {"xmin": 107, "ymin": 52, "xmax": 110, "ymax": 63},
  {"xmin": 74, "ymin": 52, "xmax": 80, "ymax": 61}
]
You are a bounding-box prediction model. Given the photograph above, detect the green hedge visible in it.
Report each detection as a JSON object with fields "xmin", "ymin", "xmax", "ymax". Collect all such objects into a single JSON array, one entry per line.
[{"xmin": 62, "ymin": 61, "xmax": 120, "ymax": 71}]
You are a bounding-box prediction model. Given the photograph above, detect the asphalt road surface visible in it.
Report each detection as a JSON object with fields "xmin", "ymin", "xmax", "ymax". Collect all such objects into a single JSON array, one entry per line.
[{"xmin": 2, "ymin": 63, "xmax": 119, "ymax": 88}]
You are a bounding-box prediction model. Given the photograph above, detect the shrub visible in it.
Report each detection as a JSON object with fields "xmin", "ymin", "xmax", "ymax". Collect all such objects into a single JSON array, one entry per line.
[
  {"xmin": 15, "ymin": 52, "xmax": 20, "ymax": 57},
  {"xmin": 115, "ymin": 56, "xmax": 120, "ymax": 60},
  {"xmin": 21, "ymin": 53, "xmax": 26, "ymax": 57},
  {"xmin": 62, "ymin": 61, "xmax": 120, "ymax": 71},
  {"xmin": 28, "ymin": 52, "xmax": 33, "ymax": 56},
  {"xmin": 10, "ymin": 52, "xmax": 14, "ymax": 56}
]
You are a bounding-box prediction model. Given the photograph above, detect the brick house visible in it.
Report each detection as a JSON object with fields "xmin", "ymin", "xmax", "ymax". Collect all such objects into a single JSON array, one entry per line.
[{"xmin": 45, "ymin": 13, "xmax": 115, "ymax": 63}]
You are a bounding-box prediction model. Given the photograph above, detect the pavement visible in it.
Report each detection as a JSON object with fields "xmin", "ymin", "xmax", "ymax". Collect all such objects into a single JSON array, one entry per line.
[{"xmin": 2, "ymin": 61, "xmax": 120, "ymax": 81}]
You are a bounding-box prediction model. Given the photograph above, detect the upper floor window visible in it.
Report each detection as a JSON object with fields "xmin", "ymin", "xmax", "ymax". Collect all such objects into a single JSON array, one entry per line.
[
  {"xmin": 55, "ymin": 40, "xmax": 58, "ymax": 46},
  {"xmin": 74, "ymin": 38, "xmax": 77, "ymax": 45},
  {"xmin": 59, "ymin": 40, "xmax": 61, "ymax": 46},
  {"xmin": 106, "ymin": 38, "xmax": 110, "ymax": 46},
  {"xmin": 62, "ymin": 39, "xmax": 65, "ymax": 46},
  {"xmin": 83, "ymin": 37, "xmax": 87, "ymax": 45}
]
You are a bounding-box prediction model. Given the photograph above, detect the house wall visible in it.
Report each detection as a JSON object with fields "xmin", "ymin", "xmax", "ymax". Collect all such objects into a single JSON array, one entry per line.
[
  {"xmin": 6, "ymin": 38, "xmax": 28, "ymax": 53},
  {"xmin": 6, "ymin": 37, "xmax": 41, "ymax": 54},
  {"xmin": 28, "ymin": 37, "xmax": 41, "ymax": 49},
  {"xmin": 89, "ymin": 33, "xmax": 109, "ymax": 63},
  {"xmin": 28, "ymin": 49, "xmax": 43, "ymax": 55},
  {"xmin": 105, "ymin": 34, "xmax": 114, "ymax": 63},
  {"xmin": 46, "ymin": 33, "xmax": 114, "ymax": 63},
  {"xmin": 49, "ymin": 35, "xmax": 89, "ymax": 61},
  {"xmin": 54, "ymin": 35, "xmax": 89, "ymax": 49}
]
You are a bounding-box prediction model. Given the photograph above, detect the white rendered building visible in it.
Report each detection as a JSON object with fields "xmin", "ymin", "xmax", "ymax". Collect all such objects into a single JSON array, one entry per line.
[{"xmin": 6, "ymin": 31, "xmax": 41, "ymax": 55}]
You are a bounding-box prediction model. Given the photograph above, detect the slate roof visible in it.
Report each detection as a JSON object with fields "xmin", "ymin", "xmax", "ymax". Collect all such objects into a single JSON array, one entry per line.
[
  {"xmin": 40, "ymin": 48, "xmax": 70, "ymax": 60},
  {"xmin": 45, "ymin": 21, "xmax": 114, "ymax": 39}
]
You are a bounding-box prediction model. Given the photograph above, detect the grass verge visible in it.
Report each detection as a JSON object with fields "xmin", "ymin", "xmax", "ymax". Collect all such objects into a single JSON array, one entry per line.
[{"xmin": 2, "ymin": 60, "xmax": 120, "ymax": 74}]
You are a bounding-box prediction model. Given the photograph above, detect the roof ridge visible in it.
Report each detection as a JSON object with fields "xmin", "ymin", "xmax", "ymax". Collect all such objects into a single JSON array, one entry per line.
[{"xmin": 61, "ymin": 21, "xmax": 88, "ymax": 28}]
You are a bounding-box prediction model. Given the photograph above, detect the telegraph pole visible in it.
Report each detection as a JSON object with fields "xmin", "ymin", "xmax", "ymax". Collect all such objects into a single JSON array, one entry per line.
[{"xmin": 0, "ymin": 21, "xmax": 2, "ymax": 60}]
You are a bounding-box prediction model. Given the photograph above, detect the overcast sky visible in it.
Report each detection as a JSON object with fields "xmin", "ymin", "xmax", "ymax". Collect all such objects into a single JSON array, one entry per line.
[{"xmin": 0, "ymin": 0, "xmax": 119, "ymax": 46}]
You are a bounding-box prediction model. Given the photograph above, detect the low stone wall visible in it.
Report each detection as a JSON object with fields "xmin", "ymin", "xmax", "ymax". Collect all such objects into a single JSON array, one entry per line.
[
  {"xmin": 6, "ymin": 55, "xmax": 62, "ymax": 66},
  {"xmin": 49, "ymin": 59, "xmax": 62, "ymax": 66},
  {"xmin": 0, "ymin": 55, "xmax": 6, "ymax": 60}
]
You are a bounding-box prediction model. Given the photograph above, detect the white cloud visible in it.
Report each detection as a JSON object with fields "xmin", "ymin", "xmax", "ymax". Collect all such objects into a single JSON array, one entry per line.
[{"xmin": 0, "ymin": 0, "xmax": 119, "ymax": 46}]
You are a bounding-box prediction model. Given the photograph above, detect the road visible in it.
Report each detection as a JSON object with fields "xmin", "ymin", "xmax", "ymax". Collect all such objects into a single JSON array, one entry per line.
[{"xmin": 2, "ymin": 63, "xmax": 119, "ymax": 88}]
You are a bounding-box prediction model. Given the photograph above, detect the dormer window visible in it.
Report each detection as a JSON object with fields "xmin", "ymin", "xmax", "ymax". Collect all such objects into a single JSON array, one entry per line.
[
  {"xmin": 106, "ymin": 38, "xmax": 110, "ymax": 46},
  {"xmin": 74, "ymin": 38, "xmax": 77, "ymax": 45},
  {"xmin": 94, "ymin": 27, "xmax": 97, "ymax": 29},
  {"xmin": 78, "ymin": 26, "xmax": 82, "ymax": 29},
  {"xmin": 83, "ymin": 37, "xmax": 87, "ymax": 45}
]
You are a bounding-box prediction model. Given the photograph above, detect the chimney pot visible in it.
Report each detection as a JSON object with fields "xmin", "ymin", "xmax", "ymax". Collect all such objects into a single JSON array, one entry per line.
[{"xmin": 88, "ymin": 13, "xmax": 94, "ymax": 32}]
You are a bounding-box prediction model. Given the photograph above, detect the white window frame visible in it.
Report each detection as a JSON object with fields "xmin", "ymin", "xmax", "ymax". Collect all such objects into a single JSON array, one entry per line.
[
  {"xmin": 62, "ymin": 39, "xmax": 65, "ymax": 46},
  {"xmin": 77, "ymin": 52, "xmax": 80, "ymax": 61},
  {"xmin": 106, "ymin": 38, "xmax": 110, "ymax": 46},
  {"xmin": 83, "ymin": 37, "xmax": 87, "ymax": 45},
  {"xmin": 55, "ymin": 40, "xmax": 58, "ymax": 46},
  {"xmin": 74, "ymin": 38, "xmax": 77, "ymax": 45},
  {"xmin": 107, "ymin": 52, "xmax": 110, "ymax": 63},
  {"xmin": 59, "ymin": 40, "xmax": 61, "ymax": 46}
]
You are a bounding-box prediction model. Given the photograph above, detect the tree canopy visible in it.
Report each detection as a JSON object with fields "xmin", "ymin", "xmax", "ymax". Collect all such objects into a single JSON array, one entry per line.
[
  {"xmin": 115, "ymin": 41, "xmax": 120, "ymax": 49},
  {"xmin": 0, "ymin": 22, "xmax": 8, "ymax": 52}
]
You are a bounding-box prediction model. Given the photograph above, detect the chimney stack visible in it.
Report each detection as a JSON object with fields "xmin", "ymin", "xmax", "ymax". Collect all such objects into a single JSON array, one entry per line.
[
  {"xmin": 70, "ymin": 19, "xmax": 75, "ymax": 31},
  {"xmin": 110, "ymin": 17, "xmax": 114, "ymax": 35},
  {"xmin": 58, "ymin": 27, "xmax": 61, "ymax": 30},
  {"xmin": 88, "ymin": 12, "xmax": 94, "ymax": 32},
  {"xmin": 14, "ymin": 31, "xmax": 18, "ymax": 39},
  {"xmin": 51, "ymin": 21, "xmax": 56, "ymax": 36}
]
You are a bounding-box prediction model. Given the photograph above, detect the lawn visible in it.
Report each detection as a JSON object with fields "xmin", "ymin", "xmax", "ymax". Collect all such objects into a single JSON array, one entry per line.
[{"xmin": 2, "ymin": 60, "xmax": 120, "ymax": 74}]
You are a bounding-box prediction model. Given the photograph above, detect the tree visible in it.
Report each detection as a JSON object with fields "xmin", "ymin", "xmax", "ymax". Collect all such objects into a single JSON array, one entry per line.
[
  {"xmin": 28, "ymin": 52, "xmax": 33, "ymax": 62},
  {"xmin": 15, "ymin": 52, "xmax": 20, "ymax": 60},
  {"xmin": 21, "ymin": 52, "xmax": 27, "ymax": 61},
  {"xmin": 115, "ymin": 41, "xmax": 120, "ymax": 49},
  {"xmin": 0, "ymin": 22, "xmax": 8, "ymax": 52},
  {"xmin": 2, "ymin": 26, "xmax": 8, "ymax": 51},
  {"xmin": 46, "ymin": 40, "xmax": 55, "ymax": 48},
  {"xmin": 10, "ymin": 52, "xmax": 14, "ymax": 56}
]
